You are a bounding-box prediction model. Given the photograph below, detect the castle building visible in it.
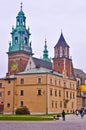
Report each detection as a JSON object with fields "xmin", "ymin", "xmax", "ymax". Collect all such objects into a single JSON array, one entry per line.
[{"xmin": 0, "ymin": 4, "xmax": 77, "ymax": 114}]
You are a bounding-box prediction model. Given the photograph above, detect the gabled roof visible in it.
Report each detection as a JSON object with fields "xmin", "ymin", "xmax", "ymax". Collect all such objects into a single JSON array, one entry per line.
[
  {"xmin": 55, "ymin": 33, "xmax": 69, "ymax": 48},
  {"xmin": 33, "ymin": 57, "xmax": 52, "ymax": 70}
]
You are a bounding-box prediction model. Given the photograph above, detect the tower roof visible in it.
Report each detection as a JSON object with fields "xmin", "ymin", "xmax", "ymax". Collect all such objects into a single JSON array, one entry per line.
[
  {"xmin": 55, "ymin": 32, "xmax": 69, "ymax": 48},
  {"xmin": 42, "ymin": 38, "xmax": 51, "ymax": 62}
]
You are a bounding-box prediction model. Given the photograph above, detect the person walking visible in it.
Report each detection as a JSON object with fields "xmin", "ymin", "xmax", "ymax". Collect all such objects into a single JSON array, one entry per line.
[
  {"xmin": 62, "ymin": 110, "xmax": 65, "ymax": 121},
  {"xmin": 81, "ymin": 110, "xmax": 85, "ymax": 118}
]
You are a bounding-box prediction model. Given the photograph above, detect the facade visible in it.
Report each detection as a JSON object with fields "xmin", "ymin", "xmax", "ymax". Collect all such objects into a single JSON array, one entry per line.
[
  {"xmin": 0, "ymin": 68, "xmax": 76, "ymax": 114},
  {"xmin": 1, "ymin": 3, "xmax": 85, "ymax": 114}
]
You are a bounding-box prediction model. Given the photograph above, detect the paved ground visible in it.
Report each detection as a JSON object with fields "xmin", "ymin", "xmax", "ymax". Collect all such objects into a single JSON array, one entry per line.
[{"xmin": 0, "ymin": 114, "xmax": 86, "ymax": 130}]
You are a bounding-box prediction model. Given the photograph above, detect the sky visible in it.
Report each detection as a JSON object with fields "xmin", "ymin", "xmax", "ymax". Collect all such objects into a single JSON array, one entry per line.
[{"xmin": 0, "ymin": 0, "xmax": 86, "ymax": 77}]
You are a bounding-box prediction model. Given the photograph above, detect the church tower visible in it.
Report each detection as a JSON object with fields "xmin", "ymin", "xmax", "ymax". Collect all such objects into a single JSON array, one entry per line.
[
  {"xmin": 53, "ymin": 32, "xmax": 75, "ymax": 79},
  {"xmin": 7, "ymin": 3, "xmax": 33, "ymax": 75}
]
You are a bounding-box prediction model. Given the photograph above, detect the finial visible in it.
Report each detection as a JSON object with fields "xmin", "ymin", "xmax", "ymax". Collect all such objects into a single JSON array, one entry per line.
[
  {"xmin": 61, "ymin": 29, "xmax": 63, "ymax": 34},
  {"xmin": 20, "ymin": 2, "xmax": 23, "ymax": 11},
  {"xmin": 45, "ymin": 36, "xmax": 47, "ymax": 45}
]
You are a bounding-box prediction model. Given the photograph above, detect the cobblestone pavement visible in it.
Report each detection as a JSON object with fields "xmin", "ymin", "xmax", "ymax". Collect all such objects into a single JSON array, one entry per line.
[{"xmin": 0, "ymin": 115, "xmax": 86, "ymax": 130}]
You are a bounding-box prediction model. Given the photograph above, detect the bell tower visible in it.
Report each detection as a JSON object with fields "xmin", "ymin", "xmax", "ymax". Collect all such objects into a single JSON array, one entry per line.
[
  {"xmin": 7, "ymin": 3, "xmax": 33, "ymax": 75},
  {"xmin": 53, "ymin": 32, "xmax": 75, "ymax": 79}
]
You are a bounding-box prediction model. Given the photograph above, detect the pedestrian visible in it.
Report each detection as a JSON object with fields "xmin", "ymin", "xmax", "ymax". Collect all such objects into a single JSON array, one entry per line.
[
  {"xmin": 62, "ymin": 110, "xmax": 65, "ymax": 121},
  {"xmin": 81, "ymin": 110, "xmax": 85, "ymax": 118}
]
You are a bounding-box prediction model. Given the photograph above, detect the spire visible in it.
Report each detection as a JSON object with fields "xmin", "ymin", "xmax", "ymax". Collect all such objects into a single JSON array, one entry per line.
[
  {"xmin": 42, "ymin": 38, "xmax": 51, "ymax": 62},
  {"xmin": 55, "ymin": 32, "xmax": 69, "ymax": 48}
]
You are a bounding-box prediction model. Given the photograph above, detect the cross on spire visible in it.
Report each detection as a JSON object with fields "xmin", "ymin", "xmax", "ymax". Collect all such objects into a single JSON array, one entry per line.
[{"xmin": 20, "ymin": 2, "xmax": 23, "ymax": 10}]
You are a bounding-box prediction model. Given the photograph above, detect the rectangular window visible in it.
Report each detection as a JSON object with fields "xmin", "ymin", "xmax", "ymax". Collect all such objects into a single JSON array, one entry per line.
[
  {"xmin": 64, "ymin": 102, "xmax": 67, "ymax": 108},
  {"xmin": 59, "ymin": 90, "xmax": 61, "ymax": 97},
  {"xmin": 55, "ymin": 101, "xmax": 57, "ymax": 108},
  {"xmin": 52, "ymin": 100, "xmax": 54, "ymax": 108},
  {"xmin": 8, "ymin": 91, "xmax": 11, "ymax": 95},
  {"xmin": 70, "ymin": 92, "xmax": 72, "ymax": 99},
  {"xmin": 20, "ymin": 78, "xmax": 24, "ymax": 84},
  {"xmin": 20, "ymin": 101, "xmax": 24, "ymax": 107},
  {"xmin": 66, "ymin": 91, "xmax": 68, "ymax": 98},
  {"xmin": 73, "ymin": 93, "xmax": 75, "ymax": 99},
  {"xmin": 55, "ymin": 90, "xmax": 57, "ymax": 96},
  {"xmin": 8, "ymin": 80, "xmax": 11, "ymax": 84},
  {"xmin": 64, "ymin": 82, "xmax": 66, "ymax": 87},
  {"xmin": 60, "ymin": 101, "xmax": 62, "ymax": 108},
  {"xmin": 0, "ymin": 92, "xmax": 2, "ymax": 97},
  {"xmin": 50, "ymin": 79, "xmax": 52, "ymax": 84},
  {"xmin": 38, "ymin": 78, "xmax": 41, "ymax": 83},
  {"xmin": 7, "ymin": 103, "xmax": 10, "ymax": 108},
  {"xmin": 37, "ymin": 89, "xmax": 42, "ymax": 95},
  {"xmin": 20, "ymin": 90, "xmax": 24, "ymax": 96},
  {"xmin": 50, "ymin": 89, "xmax": 53, "ymax": 96},
  {"xmin": 0, "ymin": 83, "xmax": 2, "ymax": 88}
]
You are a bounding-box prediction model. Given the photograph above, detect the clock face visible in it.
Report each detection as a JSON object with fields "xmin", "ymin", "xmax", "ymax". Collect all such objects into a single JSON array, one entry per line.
[{"xmin": 11, "ymin": 62, "xmax": 18, "ymax": 71}]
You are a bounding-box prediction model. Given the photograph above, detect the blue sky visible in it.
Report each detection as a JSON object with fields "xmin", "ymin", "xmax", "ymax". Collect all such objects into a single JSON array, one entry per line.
[{"xmin": 0, "ymin": 0, "xmax": 86, "ymax": 77}]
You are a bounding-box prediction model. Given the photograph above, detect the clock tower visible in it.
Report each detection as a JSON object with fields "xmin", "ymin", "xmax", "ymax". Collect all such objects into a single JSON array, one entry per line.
[{"xmin": 7, "ymin": 3, "xmax": 33, "ymax": 75}]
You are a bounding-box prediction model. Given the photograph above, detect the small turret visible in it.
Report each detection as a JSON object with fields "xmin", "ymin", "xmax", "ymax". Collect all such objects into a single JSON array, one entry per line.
[{"xmin": 42, "ymin": 38, "xmax": 51, "ymax": 62}]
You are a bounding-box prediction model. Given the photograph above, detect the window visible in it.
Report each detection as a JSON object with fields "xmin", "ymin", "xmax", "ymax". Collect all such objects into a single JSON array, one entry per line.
[
  {"xmin": 59, "ymin": 90, "xmax": 61, "ymax": 97},
  {"xmin": 70, "ymin": 92, "xmax": 72, "ymax": 99},
  {"xmin": 55, "ymin": 90, "xmax": 57, "ymax": 96},
  {"xmin": 0, "ymin": 92, "xmax": 2, "ymax": 97},
  {"xmin": 20, "ymin": 90, "xmax": 24, "ymax": 96},
  {"xmin": 73, "ymin": 93, "xmax": 75, "ymax": 99},
  {"xmin": 55, "ymin": 101, "xmax": 57, "ymax": 108},
  {"xmin": 37, "ymin": 89, "xmax": 42, "ymax": 95},
  {"xmin": 8, "ymin": 80, "xmax": 11, "ymax": 84},
  {"xmin": 15, "ymin": 37, "xmax": 18, "ymax": 43},
  {"xmin": 66, "ymin": 91, "xmax": 68, "ymax": 98},
  {"xmin": 20, "ymin": 101, "xmax": 24, "ymax": 107},
  {"xmin": 20, "ymin": 78, "xmax": 24, "ymax": 84},
  {"xmin": 59, "ymin": 80, "xmax": 61, "ymax": 86},
  {"xmin": 7, "ymin": 103, "xmax": 10, "ymax": 108},
  {"xmin": 50, "ymin": 79, "xmax": 52, "ymax": 84},
  {"xmin": 38, "ymin": 78, "xmax": 41, "ymax": 83},
  {"xmin": 52, "ymin": 100, "xmax": 54, "ymax": 108},
  {"xmin": 64, "ymin": 82, "xmax": 66, "ymax": 87},
  {"xmin": 57, "ymin": 62, "xmax": 60, "ymax": 67},
  {"xmin": 0, "ymin": 83, "xmax": 2, "ymax": 88},
  {"xmin": 55, "ymin": 80, "xmax": 57, "ymax": 86},
  {"xmin": 8, "ymin": 91, "xmax": 11, "ymax": 95},
  {"xmin": 58, "ymin": 50, "xmax": 60, "ymax": 55},
  {"xmin": 50, "ymin": 89, "xmax": 53, "ymax": 96},
  {"xmin": 60, "ymin": 101, "xmax": 62, "ymax": 108},
  {"xmin": 64, "ymin": 102, "xmax": 67, "ymax": 108},
  {"xmin": 24, "ymin": 37, "xmax": 27, "ymax": 44}
]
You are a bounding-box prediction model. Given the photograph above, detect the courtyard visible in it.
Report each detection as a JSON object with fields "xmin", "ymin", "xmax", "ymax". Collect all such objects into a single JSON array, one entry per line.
[{"xmin": 0, "ymin": 114, "xmax": 86, "ymax": 130}]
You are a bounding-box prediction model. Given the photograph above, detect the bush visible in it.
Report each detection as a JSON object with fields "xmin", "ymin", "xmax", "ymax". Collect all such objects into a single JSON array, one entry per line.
[
  {"xmin": 57, "ymin": 114, "xmax": 61, "ymax": 117},
  {"xmin": 15, "ymin": 106, "xmax": 30, "ymax": 115}
]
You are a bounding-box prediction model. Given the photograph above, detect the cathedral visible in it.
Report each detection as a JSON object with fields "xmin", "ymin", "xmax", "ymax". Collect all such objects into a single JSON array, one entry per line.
[{"xmin": 0, "ymin": 4, "xmax": 86, "ymax": 114}]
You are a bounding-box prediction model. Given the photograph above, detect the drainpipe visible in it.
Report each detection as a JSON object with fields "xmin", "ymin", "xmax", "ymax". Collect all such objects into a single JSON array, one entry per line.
[{"xmin": 46, "ymin": 73, "xmax": 48, "ymax": 114}]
